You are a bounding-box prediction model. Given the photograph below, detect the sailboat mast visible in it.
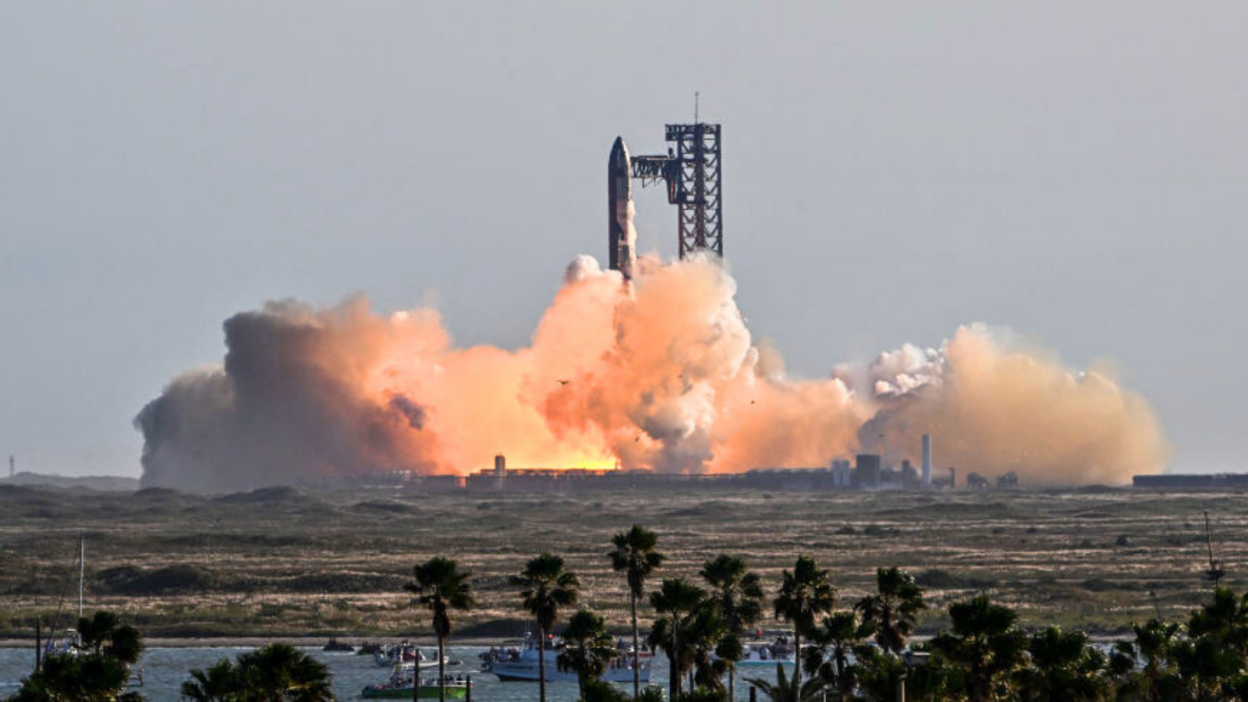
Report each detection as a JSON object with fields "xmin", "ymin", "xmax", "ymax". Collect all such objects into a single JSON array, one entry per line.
[{"xmin": 78, "ymin": 536, "xmax": 84, "ymax": 621}]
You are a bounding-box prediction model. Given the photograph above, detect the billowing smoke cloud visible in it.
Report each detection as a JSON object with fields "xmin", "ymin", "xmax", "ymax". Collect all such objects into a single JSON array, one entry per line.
[
  {"xmin": 136, "ymin": 256, "xmax": 1169, "ymax": 491},
  {"xmin": 855, "ymin": 325, "xmax": 1171, "ymax": 485}
]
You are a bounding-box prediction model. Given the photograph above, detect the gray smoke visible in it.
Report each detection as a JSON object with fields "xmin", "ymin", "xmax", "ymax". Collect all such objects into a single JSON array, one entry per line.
[
  {"xmin": 134, "ymin": 298, "xmax": 437, "ymax": 493},
  {"xmin": 388, "ymin": 394, "xmax": 426, "ymax": 430}
]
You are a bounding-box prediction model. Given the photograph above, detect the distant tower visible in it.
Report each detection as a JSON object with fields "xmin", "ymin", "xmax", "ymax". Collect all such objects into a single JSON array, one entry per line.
[
  {"xmin": 921, "ymin": 435, "xmax": 932, "ymax": 487},
  {"xmin": 494, "ymin": 454, "xmax": 507, "ymax": 476},
  {"xmin": 629, "ymin": 118, "xmax": 724, "ymax": 259},
  {"xmin": 7, "ymin": 455, "xmax": 12, "ymax": 479}
]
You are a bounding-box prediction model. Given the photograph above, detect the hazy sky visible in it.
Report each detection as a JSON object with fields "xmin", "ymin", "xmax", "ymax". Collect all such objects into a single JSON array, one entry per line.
[{"xmin": 2, "ymin": 2, "xmax": 1245, "ymax": 478}]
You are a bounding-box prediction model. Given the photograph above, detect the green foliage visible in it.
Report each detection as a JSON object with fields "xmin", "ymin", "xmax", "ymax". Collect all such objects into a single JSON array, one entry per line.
[
  {"xmin": 929, "ymin": 594, "xmax": 1028, "ymax": 702},
  {"xmin": 11, "ymin": 654, "xmax": 134, "ymax": 702},
  {"xmin": 1013, "ymin": 626, "xmax": 1111, "ymax": 700},
  {"xmin": 558, "ymin": 608, "xmax": 618, "ymax": 694},
  {"xmin": 804, "ymin": 610, "xmax": 870, "ymax": 699},
  {"xmin": 512, "ymin": 553, "xmax": 580, "ymax": 634},
  {"xmin": 700, "ymin": 554, "xmax": 764, "ymax": 634},
  {"xmin": 405, "ymin": 556, "xmax": 475, "ymax": 639},
  {"xmin": 650, "ymin": 577, "xmax": 709, "ymax": 695},
  {"xmin": 12, "ymin": 610, "xmax": 145, "ymax": 702},
  {"xmin": 609, "ymin": 525, "xmax": 665, "ymax": 598},
  {"xmin": 581, "ymin": 680, "xmax": 665, "ymax": 702},
  {"xmin": 774, "ymin": 556, "xmax": 836, "ymax": 638},
  {"xmin": 675, "ymin": 687, "xmax": 729, "ymax": 702},
  {"xmin": 774, "ymin": 555, "xmax": 836, "ymax": 681},
  {"xmin": 513, "ymin": 553, "xmax": 579, "ymax": 701},
  {"xmin": 743, "ymin": 662, "xmax": 825, "ymax": 702},
  {"xmin": 608, "ymin": 524, "xmax": 664, "ymax": 698},
  {"xmin": 855, "ymin": 566, "xmax": 926, "ymax": 655},
  {"xmin": 180, "ymin": 642, "xmax": 332, "ymax": 701}
]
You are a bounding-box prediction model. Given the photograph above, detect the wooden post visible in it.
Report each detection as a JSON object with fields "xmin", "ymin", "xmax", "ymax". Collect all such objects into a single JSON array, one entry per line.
[
  {"xmin": 466, "ymin": 674, "xmax": 472, "ymax": 702},
  {"xmin": 749, "ymin": 686, "xmax": 757, "ymax": 702},
  {"xmin": 34, "ymin": 618, "xmax": 41, "ymax": 673},
  {"xmin": 896, "ymin": 671, "xmax": 906, "ymax": 702}
]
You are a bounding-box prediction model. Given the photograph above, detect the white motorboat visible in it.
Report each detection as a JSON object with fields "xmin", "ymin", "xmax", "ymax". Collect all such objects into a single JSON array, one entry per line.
[
  {"xmin": 486, "ymin": 634, "xmax": 650, "ymax": 683},
  {"xmin": 373, "ymin": 641, "xmax": 459, "ymax": 669}
]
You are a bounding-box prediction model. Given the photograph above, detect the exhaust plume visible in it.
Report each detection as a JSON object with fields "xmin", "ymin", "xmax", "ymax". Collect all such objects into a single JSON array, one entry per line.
[{"xmin": 136, "ymin": 256, "xmax": 1169, "ymax": 491}]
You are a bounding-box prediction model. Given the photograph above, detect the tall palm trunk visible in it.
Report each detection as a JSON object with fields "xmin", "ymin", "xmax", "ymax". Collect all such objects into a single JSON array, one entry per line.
[
  {"xmin": 728, "ymin": 662, "xmax": 735, "ymax": 701},
  {"xmin": 630, "ymin": 591, "xmax": 640, "ymax": 700},
  {"xmin": 438, "ymin": 634, "xmax": 446, "ymax": 702},
  {"xmin": 670, "ymin": 612, "xmax": 680, "ymax": 697},
  {"xmin": 793, "ymin": 630, "xmax": 802, "ymax": 684},
  {"xmin": 538, "ymin": 627, "xmax": 547, "ymax": 702}
]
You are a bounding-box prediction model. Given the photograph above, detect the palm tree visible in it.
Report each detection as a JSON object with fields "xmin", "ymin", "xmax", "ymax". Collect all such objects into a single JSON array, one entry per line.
[
  {"xmin": 1112, "ymin": 618, "xmax": 1182, "ymax": 700},
  {"xmin": 76, "ymin": 610, "xmax": 144, "ymax": 668},
  {"xmin": 237, "ymin": 643, "xmax": 334, "ymax": 700},
  {"xmin": 715, "ymin": 634, "xmax": 745, "ymax": 701},
  {"xmin": 583, "ymin": 679, "xmax": 668, "ymax": 702},
  {"xmin": 700, "ymin": 554, "xmax": 764, "ymax": 699},
  {"xmin": 855, "ymin": 566, "xmax": 926, "ymax": 655},
  {"xmin": 512, "ymin": 552, "xmax": 580, "ymax": 702},
  {"xmin": 405, "ymin": 556, "xmax": 476, "ymax": 702},
  {"xmin": 609, "ymin": 524, "xmax": 665, "ymax": 700},
  {"xmin": 773, "ymin": 555, "xmax": 836, "ymax": 682},
  {"xmin": 15, "ymin": 610, "xmax": 146, "ymax": 701},
  {"xmin": 1013, "ymin": 626, "xmax": 1110, "ymax": 700},
  {"xmin": 181, "ymin": 659, "xmax": 238, "ymax": 701},
  {"xmin": 650, "ymin": 577, "xmax": 707, "ymax": 698},
  {"xmin": 1188, "ymin": 586, "xmax": 1248, "ymax": 656},
  {"xmin": 181, "ymin": 644, "xmax": 332, "ymax": 701},
  {"xmin": 744, "ymin": 661, "xmax": 826, "ymax": 702},
  {"xmin": 685, "ymin": 604, "xmax": 728, "ymax": 693},
  {"xmin": 1171, "ymin": 588, "xmax": 1248, "ymax": 699},
  {"xmin": 929, "ymin": 594, "xmax": 1028, "ymax": 702},
  {"xmin": 803, "ymin": 611, "xmax": 869, "ymax": 701},
  {"xmin": 558, "ymin": 609, "xmax": 619, "ymax": 699}
]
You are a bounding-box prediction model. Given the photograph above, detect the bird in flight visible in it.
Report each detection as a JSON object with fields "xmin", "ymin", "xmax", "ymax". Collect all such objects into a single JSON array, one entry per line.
[{"xmin": 557, "ymin": 379, "xmax": 570, "ymax": 386}]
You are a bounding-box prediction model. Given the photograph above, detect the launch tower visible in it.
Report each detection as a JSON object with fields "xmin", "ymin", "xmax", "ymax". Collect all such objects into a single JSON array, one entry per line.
[
  {"xmin": 633, "ymin": 123, "xmax": 723, "ymax": 259},
  {"xmin": 609, "ymin": 119, "xmax": 723, "ymax": 274}
]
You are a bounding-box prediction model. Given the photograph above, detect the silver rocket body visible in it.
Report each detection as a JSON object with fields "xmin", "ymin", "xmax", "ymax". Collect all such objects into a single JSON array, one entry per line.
[{"xmin": 608, "ymin": 136, "xmax": 635, "ymax": 279}]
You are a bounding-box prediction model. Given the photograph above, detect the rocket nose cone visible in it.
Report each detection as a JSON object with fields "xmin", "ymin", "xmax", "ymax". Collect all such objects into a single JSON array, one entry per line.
[{"xmin": 609, "ymin": 136, "xmax": 630, "ymax": 163}]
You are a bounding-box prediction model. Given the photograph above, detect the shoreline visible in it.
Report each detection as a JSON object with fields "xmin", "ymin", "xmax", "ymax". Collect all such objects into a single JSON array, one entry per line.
[{"xmin": 0, "ymin": 636, "xmax": 502, "ymax": 649}]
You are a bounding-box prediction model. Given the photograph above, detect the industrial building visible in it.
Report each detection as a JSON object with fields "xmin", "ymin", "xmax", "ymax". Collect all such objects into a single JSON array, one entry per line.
[
  {"xmin": 302, "ymin": 432, "xmax": 1042, "ymax": 495},
  {"xmin": 1133, "ymin": 473, "xmax": 1248, "ymax": 489},
  {"xmin": 462, "ymin": 450, "xmax": 955, "ymax": 494}
]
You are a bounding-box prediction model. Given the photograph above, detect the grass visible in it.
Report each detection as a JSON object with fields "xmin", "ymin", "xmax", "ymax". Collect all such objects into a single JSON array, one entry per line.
[{"xmin": 1, "ymin": 484, "xmax": 1245, "ymax": 638}]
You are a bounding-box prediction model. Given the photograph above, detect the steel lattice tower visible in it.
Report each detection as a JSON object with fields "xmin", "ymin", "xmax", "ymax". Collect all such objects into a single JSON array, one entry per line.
[
  {"xmin": 667, "ymin": 123, "xmax": 722, "ymax": 258},
  {"xmin": 630, "ymin": 122, "xmax": 723, "ymax": 260}
]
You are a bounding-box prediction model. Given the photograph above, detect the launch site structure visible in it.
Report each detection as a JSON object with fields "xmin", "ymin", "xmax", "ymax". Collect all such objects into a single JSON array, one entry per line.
[{"xmin": 609, "ymin": 121, "xmax": 723, "ymax": 277}]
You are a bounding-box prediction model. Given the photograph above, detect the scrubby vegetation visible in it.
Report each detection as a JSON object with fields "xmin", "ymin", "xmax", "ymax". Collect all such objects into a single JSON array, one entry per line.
[{"xmin": 1, "ymin": 486, "xmax": 1246, "ymax": 639}]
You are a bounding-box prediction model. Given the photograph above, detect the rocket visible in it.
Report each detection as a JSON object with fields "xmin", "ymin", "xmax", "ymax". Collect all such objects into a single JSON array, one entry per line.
[{"xmin": 608, "ymin": 136, "xmax": 635, "ymax": 280}]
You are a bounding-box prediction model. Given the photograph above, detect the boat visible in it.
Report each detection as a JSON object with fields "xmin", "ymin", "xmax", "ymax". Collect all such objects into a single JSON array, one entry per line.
[
  {"xmin": 42, "ymin": 629, "xmax": 81, "ymax": 659},
  {"xmin": 358, "ymin": 641, "xmax": 384, "ymax": 656},
  {"xmin": 486, "ymin": 634, "xmax": 650, "ymax": 683},
  {"xmin": 362, "ymin": 666, "xmax": 471, "ymax": 699},
  {"xmin": 733, "ymin": 636, "xmax": 798, "ymax": 667},
  {"xmin": 322, "ymin": 637, "xmax": 354, "ymax": 653},
  {"xmin": 41, "ymin": 540, "xmax": 87, "ymax": 661},
  {"xmin": 374, "ymin": 641, "xmax": 460, "ymax": 669}
]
